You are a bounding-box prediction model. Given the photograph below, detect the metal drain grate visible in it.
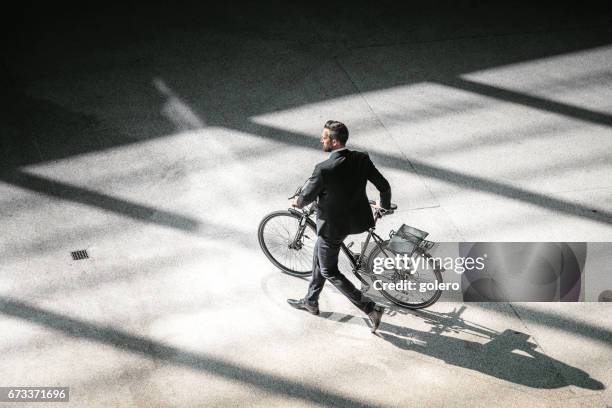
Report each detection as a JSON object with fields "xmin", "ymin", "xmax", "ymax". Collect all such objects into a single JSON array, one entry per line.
[{"xmin": 71, "ymin": 250, "xmax": 89, "ymax": 260}]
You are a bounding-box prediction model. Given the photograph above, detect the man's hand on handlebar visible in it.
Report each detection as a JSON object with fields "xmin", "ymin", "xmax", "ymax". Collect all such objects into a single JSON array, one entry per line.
[
  {"xmin": 369, "ymin": 199, "xmax": 390, "ymax": 211},
  {"xmin": 370, "ymin": 200, "xmax": 383, "ymax": 210},
  {"xmin": 289, "ymin": 186, "xmax": 302, "ymax": 208},
  {"xmin": 369, "ymin": 199, "xmax": 397, "ymax": 215}
]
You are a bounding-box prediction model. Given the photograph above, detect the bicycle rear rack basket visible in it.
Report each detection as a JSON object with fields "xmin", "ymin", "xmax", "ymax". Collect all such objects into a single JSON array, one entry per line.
[{"xmin": 387, "ymin": 224, "xmax": 435, "ymax": 256}]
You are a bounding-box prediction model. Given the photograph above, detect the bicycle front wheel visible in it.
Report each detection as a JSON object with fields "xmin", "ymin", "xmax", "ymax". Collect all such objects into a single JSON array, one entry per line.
[
  {"xmin": 366, "ymin": 241, "xmax": 443, "ymax": 309},
  {"xmin": 258, "ymin": 210, "xmax": 316, "ymax": 277}
]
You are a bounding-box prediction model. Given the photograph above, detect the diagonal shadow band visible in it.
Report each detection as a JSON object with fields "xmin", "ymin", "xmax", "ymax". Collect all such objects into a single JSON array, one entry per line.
[
  {"xmin": 440, "ymin": 77, "xmax": 612, "ymax": 127},
  {"xmin": 0, "ymin": 169, "xmax": 200, "ymax": 232},
  {"xmin": 0, "ymin": 296, "xmax": 378, "ymax": 408},
  {"xmin": 398, "ymin": 156, "xmax": 612, "ymax": 224},
  {"xmin": 235, "ymin": 120, "xmax": 612, "ymax": 225}
]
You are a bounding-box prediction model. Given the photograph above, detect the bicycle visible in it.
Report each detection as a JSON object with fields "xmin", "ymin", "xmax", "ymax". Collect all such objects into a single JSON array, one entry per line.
[{"xmin": 257, "ymin": 188, "xmax": 444, "ymax": 309}]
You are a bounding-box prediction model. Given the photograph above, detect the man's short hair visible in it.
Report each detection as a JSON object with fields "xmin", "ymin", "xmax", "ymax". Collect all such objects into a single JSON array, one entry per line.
[{"xmin": 324, "ymin": 120, "xmax": 349, "ymax": 145}]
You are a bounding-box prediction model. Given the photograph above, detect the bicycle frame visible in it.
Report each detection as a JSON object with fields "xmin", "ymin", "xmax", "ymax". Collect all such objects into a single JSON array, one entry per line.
[{"xmin": 276, "ymin": 197, "xmax": 444, "ymax": 309}]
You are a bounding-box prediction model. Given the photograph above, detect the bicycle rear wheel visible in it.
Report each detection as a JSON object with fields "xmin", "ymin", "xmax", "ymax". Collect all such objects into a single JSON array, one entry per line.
[
  {"xmin": 366, "ymin": 242, "xmax": 442, "ymax": 309},
  {"xmin": 258, "ymin": 210, "xmax": 316, "ymax": 276}
]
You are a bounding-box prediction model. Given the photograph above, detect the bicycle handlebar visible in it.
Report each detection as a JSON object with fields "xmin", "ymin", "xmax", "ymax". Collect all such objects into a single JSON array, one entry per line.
[{"xmin": 290, "ymin": 187, "xmax": 397, "ymax": 215}]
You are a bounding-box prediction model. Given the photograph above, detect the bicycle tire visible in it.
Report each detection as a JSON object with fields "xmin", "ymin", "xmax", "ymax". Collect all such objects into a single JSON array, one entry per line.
[
  {"xmin": 365, "ymin": 241, "xmax": 443, "ymax": 309},
  {"xmin": 258, "ymin": 210, "xmax": 317, "ymax": 277}
]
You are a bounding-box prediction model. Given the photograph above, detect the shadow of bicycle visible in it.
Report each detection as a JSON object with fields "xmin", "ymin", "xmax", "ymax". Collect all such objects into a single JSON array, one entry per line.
[{"xmin": 320, "ymin": 305, "xmax": 604, "ymax": 390}]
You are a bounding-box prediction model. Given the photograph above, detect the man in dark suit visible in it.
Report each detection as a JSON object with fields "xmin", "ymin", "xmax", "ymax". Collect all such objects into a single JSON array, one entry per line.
[{"xmin": 287, "ymin": 120, "xmax": 392, "ymax": 332}]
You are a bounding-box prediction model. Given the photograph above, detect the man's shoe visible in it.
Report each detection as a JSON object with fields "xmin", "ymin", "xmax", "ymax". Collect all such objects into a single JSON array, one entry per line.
[
  {"xmin": 287, "ymin": 298, "xmax": 319, "ymax": 315},
  {"xmin": 368, "ymin": 306, "xmax": 384, "ymax": 333}
]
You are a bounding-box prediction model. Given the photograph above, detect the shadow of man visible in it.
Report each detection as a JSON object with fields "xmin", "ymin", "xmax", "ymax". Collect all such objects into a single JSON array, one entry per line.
[{"xmin": 320, "ymin": 307, "xmax": 604, "ymax": 390}]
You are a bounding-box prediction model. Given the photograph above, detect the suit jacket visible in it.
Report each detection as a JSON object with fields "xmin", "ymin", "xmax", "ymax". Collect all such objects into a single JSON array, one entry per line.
[{"xmin": 297, "ymin": 149, "xmax": 391, "ymax": 238}]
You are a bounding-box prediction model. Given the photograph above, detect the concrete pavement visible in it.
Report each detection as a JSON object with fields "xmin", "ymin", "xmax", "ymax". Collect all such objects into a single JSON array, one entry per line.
[{"xmin": 2, "ymin": 2, "xmax": 611, "ymax": 406}]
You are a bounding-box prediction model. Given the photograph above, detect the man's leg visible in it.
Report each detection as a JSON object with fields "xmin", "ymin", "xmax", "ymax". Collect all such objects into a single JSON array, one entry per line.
[
  {"xmin": 312, "ymin": 235, "xmax": 376, "ymax": 314},
  {"xmin": 287, "ymin": 238, "xmax": 322, "ymax": 314},
  {"xmin": 305, "ymin": 237, "xmax": 325, "ymax": 307}
]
